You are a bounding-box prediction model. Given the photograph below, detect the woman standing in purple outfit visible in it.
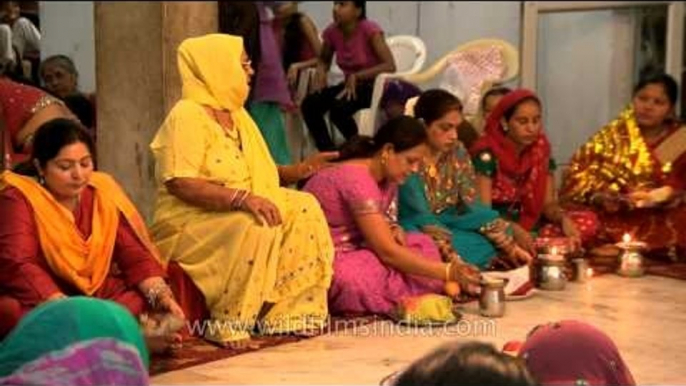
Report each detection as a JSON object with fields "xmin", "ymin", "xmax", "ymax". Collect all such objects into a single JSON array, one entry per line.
[{"xmin": 218, "ymin": 1, "xmax": 295, "ymax": 165}]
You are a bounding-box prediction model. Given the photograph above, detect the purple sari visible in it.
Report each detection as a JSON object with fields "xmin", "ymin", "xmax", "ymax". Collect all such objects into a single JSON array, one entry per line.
[
  {"xmin": 304, "ymin": 163, "xmax": 444, "ymax": 315},
  {"xmin": 0, "ymin": 338, "xmax": 148, "ymax": 386}
]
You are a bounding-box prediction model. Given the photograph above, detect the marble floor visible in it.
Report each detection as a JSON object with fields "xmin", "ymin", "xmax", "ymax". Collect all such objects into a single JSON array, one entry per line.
[{"xmin": 152, "ymin": 275, "xmax": 686, "ymax": 385}]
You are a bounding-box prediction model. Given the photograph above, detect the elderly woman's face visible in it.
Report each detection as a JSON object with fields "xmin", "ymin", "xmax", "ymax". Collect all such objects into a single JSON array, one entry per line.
[{"xmin": 41, "ymin": 62, "xmax": 78, "ymax": 99}]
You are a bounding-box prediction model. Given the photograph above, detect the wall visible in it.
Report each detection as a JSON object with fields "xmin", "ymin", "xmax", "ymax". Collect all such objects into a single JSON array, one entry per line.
[
  {"xmin": 299, "ymin": 1, "xmax": 520, "ymax": 89},
  {"xmin": 301, "ymin": 1, "xmax": 421, "ymax": 38},
  {"xmin": 39, "ymin": 1, "xmax": 96, "ymax": 93},
  {"xmin": 538, "ymin": 9, "xmax": 637, "ymax": 182},
  {"xmin": 94, "ymin": 1, "xmax": 217, "ymax": 219},
  {"xmin": 539, "ymin": 10, "xmax": 616, "ymax": 169},
  {"xmin": 300, "ymin": 1, "xmax": 637, "ymax": 173},
  {"xmin": 417, "ymin": 1, "xmax": 521, "ymax": 68}
]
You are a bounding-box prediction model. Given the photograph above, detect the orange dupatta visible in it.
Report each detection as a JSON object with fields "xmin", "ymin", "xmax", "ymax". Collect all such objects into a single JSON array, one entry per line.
[{"xmin": 0, "ymin": 170, "xmax": 162, "ymax": 295}]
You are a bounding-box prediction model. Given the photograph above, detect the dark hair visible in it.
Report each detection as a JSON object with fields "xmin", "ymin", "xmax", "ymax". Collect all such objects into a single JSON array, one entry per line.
[
  {"xmin": 633, "ymin": 71, "xmax": 679, "ymax": 106},
  {"xmin": 503, "ymin": 96, "xmax": 541, "ymax": 122},
  {"xmin": 218, "ymin": 1, "xmax": 261, "ymax": 69},
  {"xmin": 414, "ymin": 89, "xmax": 463, "ymax": 126},
  {"xmin": 481, "ymin": 86, "xmax": 512, "ymax": 111},
  {"xmin": 14, "ymin": 118, "xmax": 96, "ymax": 176},
  {"xmin": 393, "ymin": 341, "xmax": 536, "ymax": 386},
  {"xmin": 40, "ymin": 55, "xmax": 79, "ymax": 79},
  {"xmin": 353, "ymin": 1, "xmax": 366, "ymax": 19},
  {"xmin": 1, "ymin": 1, "xmax": 19, "ymax": 10},
  {"xmin": 63, "ymin": 93, "xmax": 95, "ymax": 129},
  {"xmin": 337, "ymin": 116, "xmax": 426, "ymax": 161},
  {"xmin": 282, "ymin": 11, "xmax": 306, "ymax": 71},
  {"xmin": 334, "ymin": 1, "xmax": 366, "ymax": 20}
]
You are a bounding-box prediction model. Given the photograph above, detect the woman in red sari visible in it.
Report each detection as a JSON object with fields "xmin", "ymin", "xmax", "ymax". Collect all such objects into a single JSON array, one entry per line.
[
  {"xmin": 1, "ymin": 76, "xmax": 75, "ymax": 168},
  {"xmin": 561, "ymin": 73, "xmax": 686, "ymax": 260},
  {"xmin": 0, "ymin": 118, "xmax": 185, "ymax": 342},
  {"xmin": 469, "ymin": 89, "xmax": 598, "ymax": 254}
]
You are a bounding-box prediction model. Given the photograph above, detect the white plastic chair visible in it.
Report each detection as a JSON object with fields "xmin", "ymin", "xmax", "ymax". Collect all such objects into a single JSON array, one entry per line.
[
  {"xmin": 399, "ymin": 38, "xmax": 519, "ymax": 122},
  {"xmin": 322, "ymin": 35, "xmax": 427, "ymax": 136},
  {"xmin": 355, "ymin": 35, "xmax": 427, "ymax": 136},
  {"xmin": 292, "ymin": 35, "xmax": 426, "ymax": 155}
]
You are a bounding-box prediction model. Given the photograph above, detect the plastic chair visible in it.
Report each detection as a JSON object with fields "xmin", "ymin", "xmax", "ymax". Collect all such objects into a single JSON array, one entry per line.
[
  {"xmin": 293, "ymin": 35, "xmax": 426, "ymax": 154},
  {"xmin": 321, "ymin": 35, "xmax": 427, "ymax": 136},
  {"xmin": 356, "ymin": 34, "xmax": 427, "ymax": 136},
  {"xmin": 399, "ymin": 38, "xmax": 519, "ymax": 122}
]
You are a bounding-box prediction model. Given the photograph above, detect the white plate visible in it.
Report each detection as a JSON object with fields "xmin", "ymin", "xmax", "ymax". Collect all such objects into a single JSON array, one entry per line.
[{"xmin": 505, "ymin": 288, "xmax": 538, "ymax": 301}]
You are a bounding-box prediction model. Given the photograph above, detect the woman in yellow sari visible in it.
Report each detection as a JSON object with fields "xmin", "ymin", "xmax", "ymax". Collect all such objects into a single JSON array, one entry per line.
[
  {"xmin": 561, "ymin": 72, "xmax": 686, "ymax": 259},
  {"xmin": 149, "ymin": 34, "xmax": 334, "ymax": 347}
]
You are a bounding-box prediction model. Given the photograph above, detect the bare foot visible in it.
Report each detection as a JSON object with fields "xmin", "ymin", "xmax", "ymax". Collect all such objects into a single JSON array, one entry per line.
[
  {"xmin": 140, "ymin": 312, "xmax": 185, "ymax": 355},
  {"xmin": 145, "ymin": 332, "xmax": 183, "ymax": 355}
]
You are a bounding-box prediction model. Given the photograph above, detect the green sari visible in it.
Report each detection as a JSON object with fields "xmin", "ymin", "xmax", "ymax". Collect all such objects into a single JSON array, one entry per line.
[
  {"xmin": 398, "ymin": 143, "xmax": 500, "ymax": 269},
  {"xmin": 248, "ymin": 101, "xmax": 294, "ymax": 165},
  {"xmin": 0, "ymin": 297, "xmax": 148, "ymax": 376}
]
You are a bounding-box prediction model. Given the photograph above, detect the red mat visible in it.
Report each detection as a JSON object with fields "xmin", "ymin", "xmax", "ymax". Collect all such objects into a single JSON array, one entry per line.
[{"xmin": 150, "ymin": 315, "xmax": 381, "ymax": 376}]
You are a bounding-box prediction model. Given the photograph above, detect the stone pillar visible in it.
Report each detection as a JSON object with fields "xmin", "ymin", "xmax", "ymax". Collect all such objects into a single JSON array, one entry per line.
[{"xmin": 94, "ymin": 1, "xmax": 217, "ymax": 220}]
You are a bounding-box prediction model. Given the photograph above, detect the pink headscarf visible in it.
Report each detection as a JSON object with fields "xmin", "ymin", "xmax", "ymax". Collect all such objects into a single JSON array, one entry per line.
[
  {"xmin": 469, "ymin": 88, "xmax": 551, "ymax": 230},
  {"xmin": 518, "ymin": 320, "xmax": 636, "ymax": 386}
]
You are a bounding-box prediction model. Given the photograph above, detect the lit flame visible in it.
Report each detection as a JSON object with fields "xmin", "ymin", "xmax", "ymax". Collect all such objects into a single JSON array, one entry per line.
[
  {"xmin": 622, "ymin": 233, "xmax": 631, "ymax": 243},
  {"xmin": 551, "ymin": 246, "xmax": 559, "ymax": 255},
  {"xmin": 586, "ymin": 268, "xmax": 594, "ymax": 278}
]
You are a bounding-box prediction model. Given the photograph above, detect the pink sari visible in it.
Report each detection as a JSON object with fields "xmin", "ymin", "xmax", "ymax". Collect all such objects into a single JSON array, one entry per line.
[{"xmin": 304, "ymin": 163, "xmax": 444, "ymax": 315}]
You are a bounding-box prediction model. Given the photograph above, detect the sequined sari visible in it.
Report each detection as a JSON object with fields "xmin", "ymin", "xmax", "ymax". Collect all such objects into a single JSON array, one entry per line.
[
  {"xmin": 561, "ymin": 107, "xmax": 686, "ymax": 258},
  {"xmin": 0, "ymin": 78, "xmax": 69, "ymax": 167}
]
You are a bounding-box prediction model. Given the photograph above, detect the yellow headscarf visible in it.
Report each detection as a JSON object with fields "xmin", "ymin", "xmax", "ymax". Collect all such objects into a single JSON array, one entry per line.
[
  {"xmin": 157, "ymin": 33, "xmax": 281, "ymax": 203},
  {"xmin": 0, "ymin": 171, "xmax": 162, "ymax": 295}
]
